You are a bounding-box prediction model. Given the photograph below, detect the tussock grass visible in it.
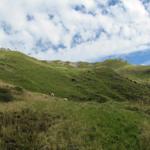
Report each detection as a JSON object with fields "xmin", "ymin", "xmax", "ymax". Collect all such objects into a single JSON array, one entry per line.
[{"xmin": 0, "ymin": 98, "xmax": 150, "ymax": 150}]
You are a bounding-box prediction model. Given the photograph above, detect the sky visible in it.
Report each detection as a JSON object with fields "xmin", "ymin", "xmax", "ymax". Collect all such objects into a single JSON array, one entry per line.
[{"xmin": 0, "ymin": 0, "xmax": 150, "ymax": 64}]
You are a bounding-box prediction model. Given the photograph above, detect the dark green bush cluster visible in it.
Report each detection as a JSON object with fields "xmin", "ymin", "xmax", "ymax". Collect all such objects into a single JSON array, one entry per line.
[
  {"xmin": 0, "ymin": 88, "xmax": 13, "ymax": 102},
  {"xmin": 14, "ymin": 86, "xmax": 23, "ymax": 93}
]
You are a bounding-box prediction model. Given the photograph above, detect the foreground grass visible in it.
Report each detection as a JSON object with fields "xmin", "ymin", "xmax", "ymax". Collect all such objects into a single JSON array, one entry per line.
[{"xmin": 0, "ymin": 98, "xmax": 150, "ymax": 150}]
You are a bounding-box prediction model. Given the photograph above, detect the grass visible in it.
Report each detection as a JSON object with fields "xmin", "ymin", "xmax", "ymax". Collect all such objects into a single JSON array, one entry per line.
[
  {"xmin": 0, "ymin": 50, "xmax": 150, "ymax": 103},
  {"xmin": 117, "ymin": 65, "xmax": 150, "ymax": 85},
  {"xmin": 0, "ymin": 49, "xmax": 150, "ymax": 149},
  {"xmin": 0, "ymin": 98, "xmax": 150, "ymax": 150}
]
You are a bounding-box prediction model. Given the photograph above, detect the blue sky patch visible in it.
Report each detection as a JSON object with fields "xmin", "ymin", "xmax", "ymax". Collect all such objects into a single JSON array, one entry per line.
[
  {"xmin": 108, "ymin": 0, "xmax": 120, "ymax": 6},
  {"xmin": 71, "ymin": 33, "xmax": 83, "ymax": 48},
  {"xmin": 36, "ymin": 39, "xmax": 66, "ymax": 52},
  {"xmin": 0, "ymin": 22, "xmax": 12, "ymax": 35},
  {"xmin": 97, "ymin": 49, "xmax": 150, "ymax": 65},
  {"xmin": 119, "ymin": 49, "xmax": 150, "ymax": 65},
  {"xmin": 26, "ymin": 14, "xmax": 34, "ymax": 21},
  {"xmin": 72, "ymin": 4, "xmax": 96, "ymax": 16},
  {"xmin": 48, "ymin": 14, "xmax": 54, "ymax": 20}
]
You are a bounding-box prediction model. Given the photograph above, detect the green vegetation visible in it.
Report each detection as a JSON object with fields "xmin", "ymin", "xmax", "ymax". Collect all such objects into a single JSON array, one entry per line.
[
  {"xmin": 0, "ymin": 49, "xmax": 150, "ymax": 150},
  {"xmin": 117, "ymin": 65, "xmax": 150, "ymax": 84},
  {"xmin": 0, "ymin": 97, "xmax": 150, "ymax": 150},
  {"xmin": 0, "ymin": 88, "xmax": 13, "ymax": 102},
  {"xmin": 0, "ymin": 50, "xmax": 149, "ymax": 103}
]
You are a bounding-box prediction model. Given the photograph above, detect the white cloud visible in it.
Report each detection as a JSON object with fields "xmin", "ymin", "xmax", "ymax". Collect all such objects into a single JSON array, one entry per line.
[{"xmin": 0, "ymin": 0, "xmax": 150, "ymax": 62}]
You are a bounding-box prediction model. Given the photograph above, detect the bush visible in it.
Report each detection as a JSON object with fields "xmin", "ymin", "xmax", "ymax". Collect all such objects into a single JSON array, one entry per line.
[
  {"xmin": 14, "ymin": 86, "xmax": 23, "ymax": 92},
  {"xmin": 0, "ymin": 88, "xmax": 13, "ymax": 102}
]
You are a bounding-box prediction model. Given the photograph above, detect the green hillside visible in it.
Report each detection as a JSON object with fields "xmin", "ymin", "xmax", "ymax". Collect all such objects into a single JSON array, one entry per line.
[
  {"xmin": 0, "ymin": 81, "xmax": 150, "ymax": 150},
  {"xmin": 0, "ymin": 49, "xmax": 150, "ymax": 150},
  {"xmin": 0, "ymin": 49, "xmax": 150, "ymax": 103},
  {"xmin": 117, "ymin": 65, "xmax": 150, "ymax": 85}
]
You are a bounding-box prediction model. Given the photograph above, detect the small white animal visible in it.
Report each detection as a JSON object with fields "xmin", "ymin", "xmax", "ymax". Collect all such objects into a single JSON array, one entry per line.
[
  {"xmin": 64, "ymin": 98, "xmax": 68, "ymax": 101},
  {"xmin": 49, "ymin": 92, "xmax": 55, "ymax": 97}
]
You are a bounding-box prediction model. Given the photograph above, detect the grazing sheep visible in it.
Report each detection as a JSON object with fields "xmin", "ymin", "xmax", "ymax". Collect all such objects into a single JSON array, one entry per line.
[
  {"xmin": 49, "ymin": 92, "xmax": 55, "ymax": 97},
  {"xmin": 64, "ymin": 98, "xmax": 68, "ymax": 101}
]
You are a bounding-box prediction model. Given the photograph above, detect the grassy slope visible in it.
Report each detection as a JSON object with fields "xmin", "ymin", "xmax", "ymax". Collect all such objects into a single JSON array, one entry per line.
[
  {"xmin": 99, "ymin": 59, "xmax": 150, "ymax": 85},
  {"xmin": 0, "ymin": 50, "xmax": 150, "ymax": 103},
  {"xmin": 0, "ymin": 50, "xmax": 150, "ymax": 150},
  {"xmin": 117, "ymin": 65, "xmax": 150, "ymax": 85},
  {"xmin": 0, "ymin": 88, "xmax": 150, "ymax": 150}
]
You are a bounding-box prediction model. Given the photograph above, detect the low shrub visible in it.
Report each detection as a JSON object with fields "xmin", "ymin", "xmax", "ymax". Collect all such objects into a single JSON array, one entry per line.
[
  {"xmin": 0, "ymin": 88, "xmax": 13, "ymax": 102},
  {"xmin": 14, "ymin": 86, "xmax": 23, "ymax": 92}
]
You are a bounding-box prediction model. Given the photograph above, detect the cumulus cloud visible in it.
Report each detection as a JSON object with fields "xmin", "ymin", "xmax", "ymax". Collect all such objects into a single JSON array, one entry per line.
[{"xmin": 0, "ymin": 0, "xmax": 150, "ymax": 62}]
